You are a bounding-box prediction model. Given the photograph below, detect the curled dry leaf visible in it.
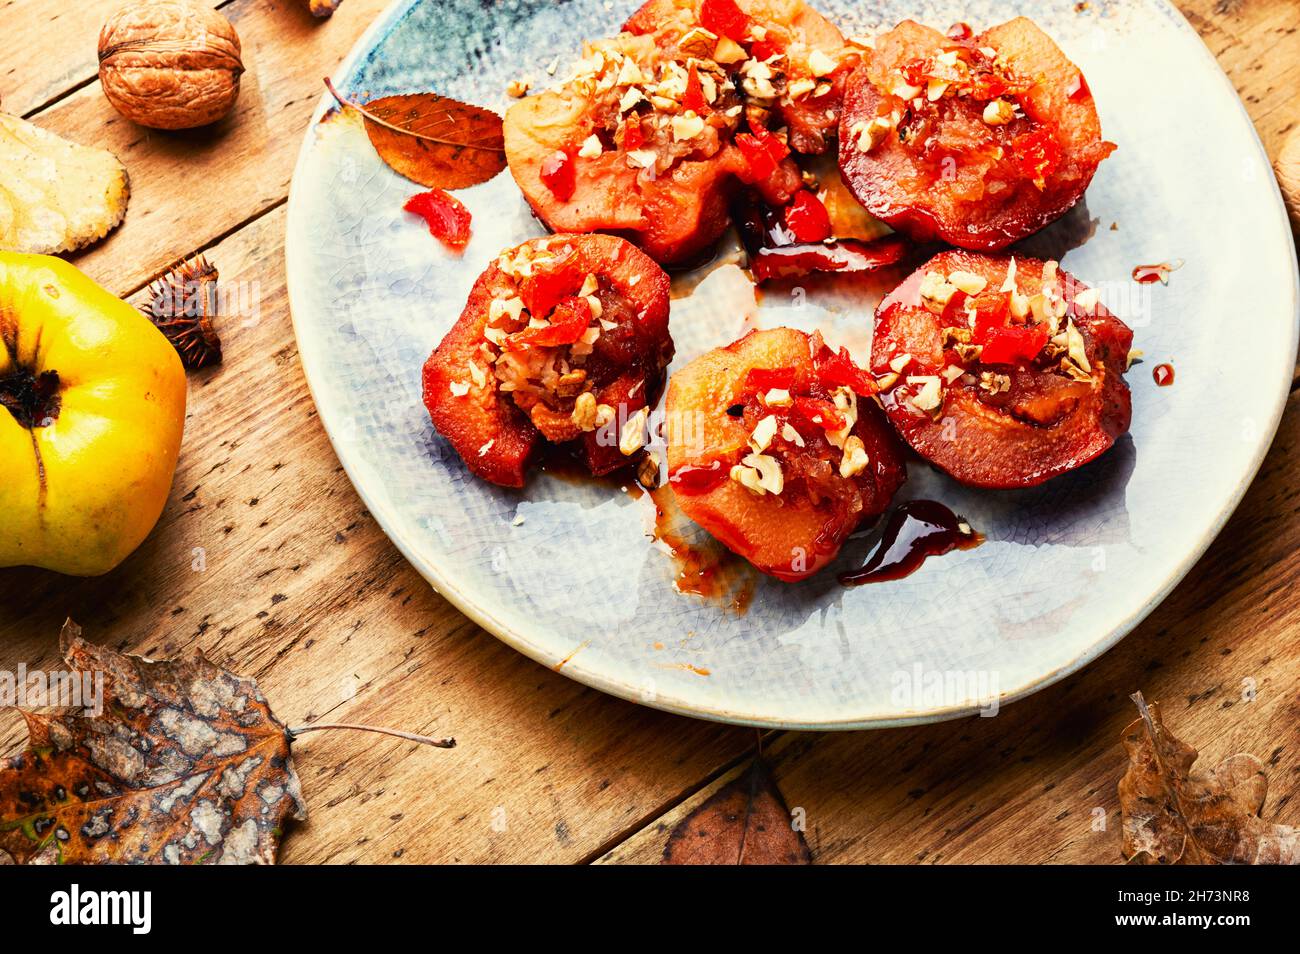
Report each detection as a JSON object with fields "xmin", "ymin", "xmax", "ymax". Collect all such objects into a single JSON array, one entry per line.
[
  {"xmin": 0, "ymin": 621, "xmax": 306, "ymax": 865},
  {"xmin": 1119, "ymin": 691, "xmax": 1300, "ymax": 865},
  {"xmin": 662, "ymin": 757, "xmax": 811, "ymax": 865},
  {"xmin": 0, "ymin": 113, "xmax": 129, "ymax": 254},
  {"xmin": 324, "ymin": 78, "xmax": 505, "ymax": 190}
]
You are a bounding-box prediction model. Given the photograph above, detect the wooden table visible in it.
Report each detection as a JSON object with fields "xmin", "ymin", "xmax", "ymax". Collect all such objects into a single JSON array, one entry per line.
[{"xmin": 2, "ymin": 0, "xmax": 1297, "ymax": 865}]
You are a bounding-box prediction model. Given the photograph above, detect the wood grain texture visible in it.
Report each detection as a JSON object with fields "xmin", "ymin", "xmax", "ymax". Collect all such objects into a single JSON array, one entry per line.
[
  {"xmin": 602, "ymin": 384, "xmax": 1300, "ymax": 862},
  {"xmin": 1, "ymin": 0, "xmax": 1298, "ymax": 865},
  {"xmin": 0, "ymin": 206, "xmax": 757, "ymax": 863}
]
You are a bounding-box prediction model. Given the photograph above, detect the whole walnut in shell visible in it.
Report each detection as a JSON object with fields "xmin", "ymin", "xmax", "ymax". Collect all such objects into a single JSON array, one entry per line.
[{"xmin": 98, "ymin": 1, "xmax": 244, "ymax": 130}]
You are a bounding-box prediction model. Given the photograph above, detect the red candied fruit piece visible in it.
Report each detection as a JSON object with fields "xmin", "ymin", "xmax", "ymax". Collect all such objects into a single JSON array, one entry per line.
[
  {"xmin": 744, "ymin": 366, "xmax": 796, "ymax": 392},
  {"xmin": 792, "ymin": 395, "xmax": 845, "ymax": 431},
  {"xmin": 539, "ymin": 149, "xmax": 576, "ymax": 201},
  {"xmin": 782, "ymin": 189, "xmax": 832, "ymax": 243},
  {"xmin": 735, "ymin": 125, "xmax": 791, "ymax": 184},
  {"xmin": 404, "ymin": 189, "xmax": 472, "ymax": 250},
  {"xmin": 814, "ymin": 343, "xmax": 877, "ymax": 397},
  {"xmin": 508, "ymin": 296, "xmax": 592, "ymax": 349},
  {"xmin": 700, "ymin": 0, "xmax": 750, "ymax": 42},
  {"xmin": 980, "ymin": 325, "xmax": 1049, "ymax": 365},
  {"xmin": 682, "ymin": 64, "xmax": 710, "ymax": 114},
  {"xmin": 1010, "ymin": 127, "xmax": 1063, "ymax": 189}
]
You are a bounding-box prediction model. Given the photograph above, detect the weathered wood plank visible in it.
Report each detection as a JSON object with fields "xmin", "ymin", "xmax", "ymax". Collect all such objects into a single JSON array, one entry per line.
[
  {"xmin": 0, "ymin": 205, "xmax": 757, "ymax": 863},
  {"xmin": 602, "ymin": 388, "xmax": 1300, "ymax": 864},
  {"xmin": 0, "ymin": 0, "xmax": 235, "ymax": 119},
  {"xmin": 16, "ymin": 0, "xmax": 393, "ymax": 299}
]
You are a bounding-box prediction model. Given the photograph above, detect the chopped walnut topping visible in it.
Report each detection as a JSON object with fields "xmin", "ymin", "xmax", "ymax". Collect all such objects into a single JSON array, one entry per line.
[
  {"xmin": 557, "ymin": 369, "xmax": 589, "ymax": 398},
  {"xmin": 807, "ymin": 48, "xmax": 837, "ymax": 78},
  {"xmin": 467, "ymin": 361, "xmax": 488, "ymax": 389},
  {"xmin": 874, "ymin": 370, "xmax": 900, "ymax": 391},
  {"xmin": 888, "ymin": 353, "xmax": 913, "ymax": 373},
  {"xmin": 506, "ymin": 78, "xmax": 531, "ymax": 98},
  {"xmin": 948, "ymin": 270, "xmax": 988, "ymax": 295},
  {"xmin": 953, "ymin": 342, "xmax": 984, "ymax": 364},
  {"xmin": 764, "ymin": 388, "xmax": 792, "ymax": 407},
  {"xmin": 619, "ymin": 86, "xmax": 645, "ymax": 113},
  {"xmin": 1072, "ymin": 287, "xmax": 1101, "ymax": 313},
  {"xmin": 595, "ymin": 402, "xmax": 617, "ymax": 428},
  {"xmin": 1008, "ymin": 290, "xmax": 1030, "ymax": 321},
  {"xmin": 637, "ymin": 451, "xmax": 662, "ymax": 489},
  {"xmin": 679, "ymin": 27, "xmax": 719, "ymax": 58},
  {"xmin": 839, "ymin": 435, "xmax": 869, "ymax": 478},
  {"xmin": 571, "ymin": 391, "xmax": 598, "ymax": 430},
  {"xmin": 942, "ymin": 326, "xmax": 973, "ymax": 346},
  {"xmin": 890, "ymin": 76, "xmax": 923, "ymax": 100},
  {"xmin": 906, "ymin": 375, "xmax": 943, "ymax": 412},
  {"xmin": 919, "ymin": 271, "xmax": 958, "ymax": 312},
  {"xmin": 926, "ymin": 78, "xmax": 949, "ymax": 102},
  {"xmin": 781, "ymin": 422, "xmax": 805, "ymax": 446},
  {"xmin": 619, "ymin": 407, "xmax": 649, "ymax": 455},
  {"xmin": 942, "ymin": 364, "xmax": 965, "ymax": 384},
  {"xmin": 671, "ymin": 111, "xmax": 706, "ymax": 140},
  {"xmin": 743, "ymin": 452, "xmax": 784, "ymax": 494},
  {"xmin": 626, "ymin": 148, "xmax": 658, "ymax": 170},
  {"xmin": 1125, "ymin": 348, "xmax": 1144, "ymax": 370},
  {"xmin": 1064, "ymin": 320, "xmax": 1091, "ymax": 374},
  {"xmin": 578, "ymin": 134, "xmax": 603, "ymax": 158},
  {"xmin": 1000, "ymin": 257, "xmax": 1018, "ymax": 293},
  {"xmin": 979, "ymin": 370, "xmax": 1011, "ymax": 394},
  {"xmin": 713, "ymin": 36, "xmax": 747, "ymax": 64},
  {"xmin": 749, "ymin": 414, "xmax": 779, "ymax": 453},
  {"xmin": 478, "ymin": 438, "xmax": 495, "ymax": 457},
  {"xmin": 983, "ymin": 99, "xmax": 1014, "ymax": 125},
  {"xmin": 449, "ymin": 380, "xmax": 470, "ymax": 397},
  {"xmin": 852, "ymin": 115, "xmax": 894, "ymax": 153}
]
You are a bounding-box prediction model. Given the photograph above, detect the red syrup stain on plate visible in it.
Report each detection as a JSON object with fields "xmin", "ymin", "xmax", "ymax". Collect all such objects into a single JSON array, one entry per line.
[{"xmin": 840, "ymin": 499, "xmax": 983, "ymax": 586}]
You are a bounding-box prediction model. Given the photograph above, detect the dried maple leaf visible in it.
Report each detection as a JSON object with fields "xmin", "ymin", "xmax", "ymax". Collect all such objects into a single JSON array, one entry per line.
[
  {"xmin": 324, "ymin": 79, "xmax": 505, "ymax": 190},
  {"xmin": 0, "ymin": 621, "xmax": 306, "ymax": 864},
  {"xmin": 662, "ymin": 757, "xmax": 811, "ymax": 864},
  {"xmin": 0, "ymin": 112, "xmax": 130, "ymax": 254},
  {"xmin": 1119, "ymin": 691, "xmax": 1299, "ymax": 864}
]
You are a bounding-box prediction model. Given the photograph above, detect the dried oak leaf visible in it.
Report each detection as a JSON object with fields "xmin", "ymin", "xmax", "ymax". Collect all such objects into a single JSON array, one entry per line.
[
  {"xmin": 0, "ymin": 621, "xmax": 306, "ymax": 865},
  {"xmin": 0, "ymin": 112, "xmax": 130, "ymax": 254},
  {"xmin": 662, "ymin": 757, "xmax": 811, "ymax": 864},
  {"xmin": 324, "ymin": 78, "xmax": 505, "ymax": 190},
  {"xmin": 1119, "ymin": 691, "xmax": 1299, "ymax": 864}
]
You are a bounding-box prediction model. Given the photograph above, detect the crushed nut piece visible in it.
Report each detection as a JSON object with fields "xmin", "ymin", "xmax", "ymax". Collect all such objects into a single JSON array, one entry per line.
[
  {"xmin": 906, "ymin": 375, "xmax": 943, "ymax": 412},
  {"xmin": 578, "ymin": 134, "xmax": 603, "ymax": 158},
  {"xmin": 619, "ymin": 407, "xmax": 649, "ymax": 455},
  {"xmin": 948, "ymin": 270, "xmax": 988, "ymax": 295},
  {"xmin": 839, "ymin": 434, "xmax": 869, "ymax": 478},
  {"xmin": 506, "ymin": 78, "xmax": 531, "ymax": 98},
  {"xmin": 764, "ymin": 388, "xmax": 792, "ymax": 407},
  {"xmin": 982, "ymin": 99, "xmax": 1014, "ymax": 125},
  {"xmin": 807, "ymin": 48, "xmax": 837, "ymax": 78},
  {"xmin": 571, "ymin": 390, "xmax": 598, "ymax": 429},
  {"xmin": 979, "ymin": 370, "xmax": 1011, "ymax": 394},
  {"xmin": 749, "ymin": 414, "xmax": 779, "ymax": 452}
]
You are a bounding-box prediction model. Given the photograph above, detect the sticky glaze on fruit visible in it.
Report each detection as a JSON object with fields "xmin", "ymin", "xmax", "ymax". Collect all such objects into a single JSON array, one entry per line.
[
  {"xmin": 871, "ymin": 249, "xmax": 1132, "ymax": 488},
  {"xmin": 665, "ymin": 327, "xmax": 905, "ymax": 580},
  {"xmin": 422, "ymin": 234, "xmax": 673, "ymax": 487},
  {"xmin": 838, "ymin": 18, "xmax": 1115, "ymax": 250},
  {"xmin": 503, "ymin": 0, "xmax": 861, "ymax": 265}
]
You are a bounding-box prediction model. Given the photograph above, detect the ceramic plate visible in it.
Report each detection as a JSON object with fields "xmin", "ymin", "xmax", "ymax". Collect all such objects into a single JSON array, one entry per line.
[{"xmin": 285, "ymin": 0, "xmax": 1299, "ymax": 728}]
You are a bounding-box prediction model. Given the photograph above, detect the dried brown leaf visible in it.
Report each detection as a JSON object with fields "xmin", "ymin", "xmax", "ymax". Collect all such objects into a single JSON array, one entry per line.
[
  {"xmin": 1119, "ymin": 691, "xmax": 1299, "ymax": 864},
  {"xmin": 324, "ymin": 78, "xmax": 505, "ymax": 190},
  {"xmin": 0, "ymin": 621, "xmax": 306, "ymax": 864},
  {"xmin": 662, "ymin": 757, "xmax": 811, "ymax": 865}
]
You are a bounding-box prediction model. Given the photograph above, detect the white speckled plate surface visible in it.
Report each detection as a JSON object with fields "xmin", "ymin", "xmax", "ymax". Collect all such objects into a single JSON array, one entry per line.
[{"xmin": 286, "ymin": 0, "xmax": 1299, "ymax": 728}]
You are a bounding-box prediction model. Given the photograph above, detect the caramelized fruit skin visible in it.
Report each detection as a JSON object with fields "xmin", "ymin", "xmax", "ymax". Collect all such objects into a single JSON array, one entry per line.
[
  {"xmin": 423, "ymin": 234, "xmax": 672, "ymax": 487},
  {"xmin": 504, "ymin": 0, "xmax": 849, "ymax": 266},
  {"xmin": 666, "ymin": 327, "xmax": 905, "ymax": 581},
  {"xmin": 838, "ymin": 18, "xmax": 1114, "ymax": 250},
  {"xmin": 873, "ymin": 250, "xmax": 1132, "ymax": 488}
]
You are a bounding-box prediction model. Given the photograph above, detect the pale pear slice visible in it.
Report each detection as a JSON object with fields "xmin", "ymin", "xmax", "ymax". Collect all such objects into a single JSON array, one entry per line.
[{"xmin": 0, "ymin": 112, "xmax": 130, "ymax": 254}]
